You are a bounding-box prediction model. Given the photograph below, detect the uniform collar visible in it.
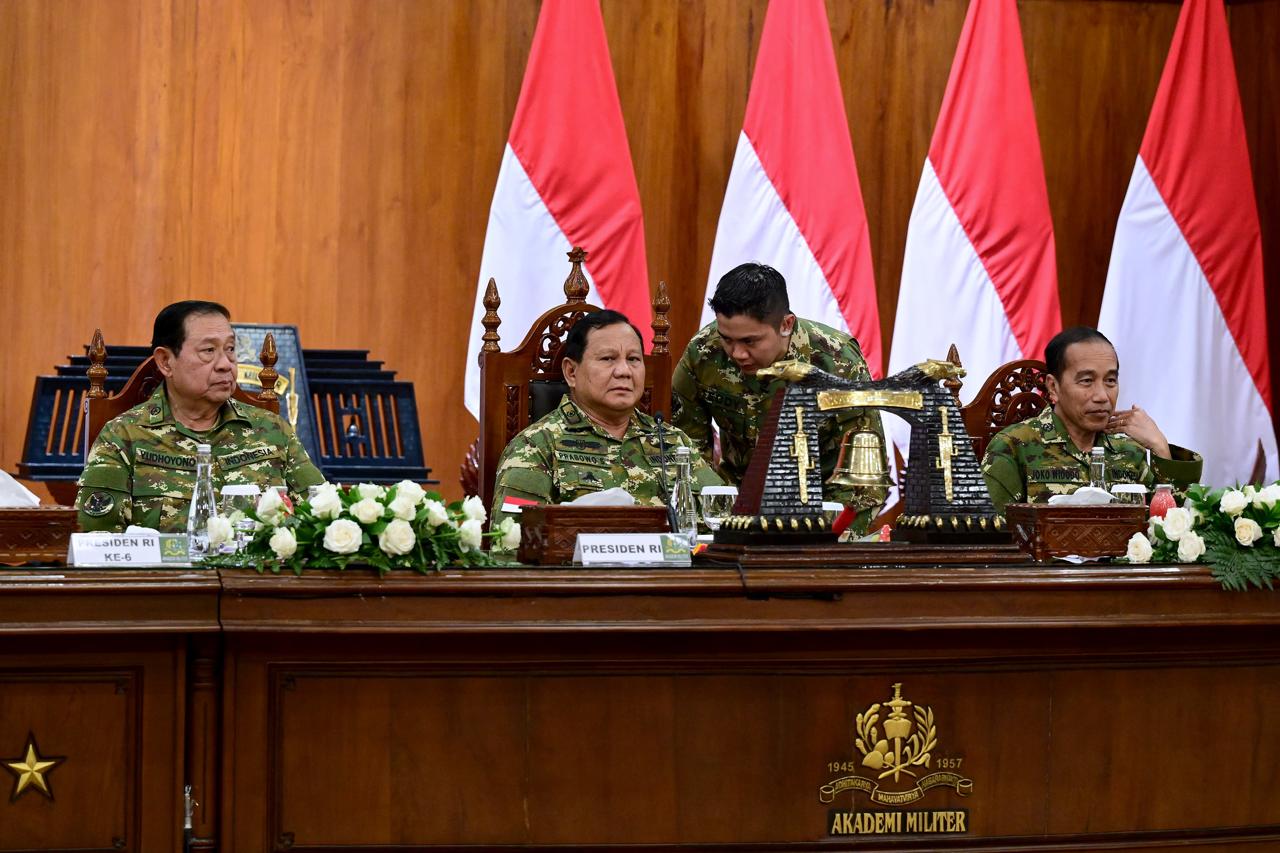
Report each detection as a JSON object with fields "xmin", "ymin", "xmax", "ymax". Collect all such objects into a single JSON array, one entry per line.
[
  {"xmin": 783, "ymin": 318, "xmax": 813, "ymax": 362},
  {"xmin": 143, "ymin": 384, "xmax": 250, "ymax": 432},
  {"xmin": 1037, "ymin": 407, "xmax": 1119, "ymax": 456},
  {"xmin": 556, "ymin": 395, "xmax": 652, "ymax": 440}
]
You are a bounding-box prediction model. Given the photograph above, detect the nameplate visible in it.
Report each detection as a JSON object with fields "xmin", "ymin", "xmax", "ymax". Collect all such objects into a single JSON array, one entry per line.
[
  {"xmin": 573, "ymin": 533, "xmax": 691, "ymax": 566},
  {"xmin": 69, "ymin": 532, "xmax": 162, "ymax": 567}
]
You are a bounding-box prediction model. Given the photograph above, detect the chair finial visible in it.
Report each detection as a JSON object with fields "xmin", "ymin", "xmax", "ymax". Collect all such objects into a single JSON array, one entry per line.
[
  {"xmin": 87, "ymin": 329, "xmax": 108, "ymax": 399},
  {"xmin": 945, "ymin": 343, "xmax": 963, "ymax": 402},
  {"xmin": 481, "ymin": 278, "xmax": 502, "ymax": 355},
  {"xmin": 651, "ymin": 281, "xmax": 671, "ymax": 355},
  {"xmin": 258, "ymin": 333, "xmax": 279, "ymax": 402},
  {"xmin": 564, "ymin": 247, "xmax": 589, "ymax": 302}
]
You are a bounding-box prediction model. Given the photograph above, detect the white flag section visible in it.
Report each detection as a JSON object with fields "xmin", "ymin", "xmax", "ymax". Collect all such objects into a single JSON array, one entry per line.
[
  {"xmin": 885, "ymin": 0, "xmax": 1060, "ymax": 490},
  {"xmin": 701, "ymin": 0, "xmax": 882, "ymax": 377},
  {"xmin": 889, "ymin": 160, "xmax": 1023, "ymax": 405},
  {"xmin": 1098, "ymin": 0, "xmax": 1275, "ymax": 487},
  {"xmin": 702, "ymin": 135, "xmax": 849, "ymax": 338},
  {"xmin": 463, "ymin": 0, "xmax": 651, "ymax": 420},
  {"xmin": 464, "ymin": 146, "xmax": 602, "ymax": 418},
  {"xmin": 1100, "ymin": 160, "xmax": 1277, "ymax": 486}
]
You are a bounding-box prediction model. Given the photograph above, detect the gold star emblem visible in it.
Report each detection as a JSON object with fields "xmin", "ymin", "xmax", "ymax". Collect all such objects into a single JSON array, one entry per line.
[{"xmin": 4, "ymin": 734, "xmax": 64, "ymax": 801}]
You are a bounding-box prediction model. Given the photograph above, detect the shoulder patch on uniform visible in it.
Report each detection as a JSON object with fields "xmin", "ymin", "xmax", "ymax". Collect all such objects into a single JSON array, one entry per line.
[{"xmin": 82, "ymin": 491, "xmax": 116, "ymax": 517}]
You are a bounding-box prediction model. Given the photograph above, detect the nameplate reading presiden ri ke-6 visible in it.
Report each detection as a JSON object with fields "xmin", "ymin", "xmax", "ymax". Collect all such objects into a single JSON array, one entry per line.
[{"xmin": 819, "ymin": 682, "xmax": 974, "ymax": 837}]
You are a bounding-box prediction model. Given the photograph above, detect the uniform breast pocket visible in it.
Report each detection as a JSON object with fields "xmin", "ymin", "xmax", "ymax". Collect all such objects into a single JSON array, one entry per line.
[
  {"xmin": 704, "ymin": 389, "xmax": 750, "ymax": 434},
  {"xmin": 554, "ymin": 463, "xmax": 612, "ymax": 502},
  {"xmin": 216, "ymin": 446, "xmax": 286, "ymax": 486},
  {"xmin": 130, "ymin": 482, "xmax": 187, "ymax": 531},
  {"xmin": 1025, "ymin": 467, "xmax": 1085, "ymax": 502}
]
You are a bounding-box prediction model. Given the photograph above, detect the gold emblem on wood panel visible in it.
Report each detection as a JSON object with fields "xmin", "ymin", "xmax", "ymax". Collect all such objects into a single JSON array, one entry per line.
[
  {"xmin": 4, "ymin": 734, "xmax": 64, "ymax": 802},
  {"xmin": 820, "ymin": 683, "xmax": 972, "ymax": 836}
]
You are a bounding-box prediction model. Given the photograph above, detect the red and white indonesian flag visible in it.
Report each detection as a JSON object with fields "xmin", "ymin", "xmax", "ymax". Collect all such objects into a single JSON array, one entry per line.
[
  {"xmin": 701, "ymin": 0, "xmax": 882, "ymax": 377},
  {"xmin": 1098, "ymin": 0, "xmax": 1275, "ymax": 486},
  {"xmin": 887, "ymin": 0, "xmax": 1060, "ymax": 399},
  {"xmin": 464, "ymin": 0, "xmax": 651, "ymax": 418}
]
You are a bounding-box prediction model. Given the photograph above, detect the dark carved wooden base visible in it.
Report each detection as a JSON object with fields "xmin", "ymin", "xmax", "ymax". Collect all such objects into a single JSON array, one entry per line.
[{"xmin": 702, "ymin": 541, "xmax": 1027, "ymax": 566}]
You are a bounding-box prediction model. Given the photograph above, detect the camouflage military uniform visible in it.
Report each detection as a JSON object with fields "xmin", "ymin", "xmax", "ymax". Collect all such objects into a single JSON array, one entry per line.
[
  {"xmin": 76, "ymin": 385, "xmax": 325, "ymax": 532},
  {"xmin": 490, "ymin": 396, "xmax": 723, "ymax": 530},
  {"xmin": 671, "ymin": 318, "xmax": 886, "ymax": 515},
  {"xmin": 981, "ymin": 407, "xmax": 1202, "ymax": 515}
]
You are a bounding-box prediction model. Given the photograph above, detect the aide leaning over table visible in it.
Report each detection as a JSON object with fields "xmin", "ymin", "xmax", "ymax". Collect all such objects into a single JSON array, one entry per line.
[
  {"xmin": 671, "ymin": 262, "xmax": 886, "ymax": 530},
  {"xmin": 490, "ymin": 310, "xmax": 722, "ymax": 529},
  {"xmin": 76, "ymin": 300, "xmax": 326, "ymax": 532},
  {"xmin": 981, "ymin": 326, "xmax": 1202, "ymax": 515}
]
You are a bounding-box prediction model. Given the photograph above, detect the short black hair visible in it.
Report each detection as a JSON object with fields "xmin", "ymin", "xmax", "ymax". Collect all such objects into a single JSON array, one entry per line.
[
  {"xmin": 561, "ymin": 310, "xmax": 644, "ymax": 364},
  {"xmin": 152, "ymin": 301, "xmax": 232, "ymax": 353},
  {"xmin": 708, "ymin": 263, "xmax": 791, "ymax": 327},
  {"xmin": 1045, "ymin": 326, "xmax": 1115, "ymax": 378}
]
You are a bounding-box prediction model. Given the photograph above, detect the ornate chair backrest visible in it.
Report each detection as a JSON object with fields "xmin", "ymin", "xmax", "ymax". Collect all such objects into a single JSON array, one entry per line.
[
  {"xmin": 83, "ymin": 329, "xmax": 282, "ymax": 454},
  {"xmin": 470, "ymin": 247, "xmax": 672, "ymax": 510},
  {"xmin": 947, "ymin": 344, "xmax": 1050, "ymax": 460}
]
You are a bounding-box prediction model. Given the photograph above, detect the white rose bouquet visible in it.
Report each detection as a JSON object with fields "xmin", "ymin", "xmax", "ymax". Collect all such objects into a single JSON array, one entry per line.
[
  {"xmin": 1125, "ymin": 482, "xmax": 1280, "ymax": 590},
  {"xmin": 215, "ymin": 480, "xmax": 517, "ymax": 575}
]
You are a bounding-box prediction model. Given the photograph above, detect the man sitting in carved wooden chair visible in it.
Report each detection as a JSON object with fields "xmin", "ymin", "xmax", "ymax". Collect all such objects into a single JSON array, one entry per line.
[
  {"xmin": 490, "ymin": 310, "xmax": 722, "ymax": 531},
  {"xmin": 76, "ymin": 301, "xmax": 325, "ymax": 532},
  {"xmin": 981, "ymin": 326, "xmax": 1201, "ymax": 514}
]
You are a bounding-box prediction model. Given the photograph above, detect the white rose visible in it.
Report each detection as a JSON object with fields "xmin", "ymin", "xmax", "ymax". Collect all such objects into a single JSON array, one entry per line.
[
  {"xmin": 394, "ymin": 480, "xmax": 426, "ymax": 507},
  {"xmin": 1220, "ymin": 489, "xmax": 1248, "ymax": 516},
  {"xmin": 378, "ymin": 518, "xmax": 416, "ymax": 556},
  {"xmin": 388, "ymin": 494, "xmax": 417, "ymax": 521},
  {"xmin": 1235, "ymin": 516, "xmax": 1263, "ymax": 547},
  {"xmin": 356, "ymin": 483, "xmax": 387, "ymax": 501},
  {"xmin": 1176, "ymin": 531, "xmax": 1206, "ymax": 563},
  {"xmin": 459, "ymin": 518, "xmax": 484, "ymax": 551},
  {"xmin": 257, "ymin": 488, "xmax": 286, "ymax": 526},
  {"xmin": 269, "ymin": 526, "xmax": 298, "ymax": 559},
  {"xmin": 207, "ymin": 515, "xmax": 234, "ymax": 547},
  {"xmin": 1255, "ymin": 483, "xmax": 1280, "ymax": 508},
  {"xmin": 423, "ymin": 499, "xmax": 449, "ymax": 528},
  {"xmin": 1243, "ymin": 484, "xmax": 1258, "ymax": 499},
  {"xmin": 350, "ymin": 497, "xmax": 385, "ymax": 525},
  {"xmin": 308, "ymin": 483, "xmax": 343, "ymax": 520},
  {"xmin": 1126, "ymin": 532, "xmax": 1153, "ymax": 564},
  {"xmin": 462, "ymin": 495, "xmax": 487, "ymax": 523},
  {"xmin": 323, "ymin": 518, "xmax": 363, "ymax": 554},
  {"xmin": 1160, "ymin": 507, "xmax": 1192, "ymax": 542},
  {"xmin": 498, "ymin": 517, "xmax": 522, "ymax": 551}
]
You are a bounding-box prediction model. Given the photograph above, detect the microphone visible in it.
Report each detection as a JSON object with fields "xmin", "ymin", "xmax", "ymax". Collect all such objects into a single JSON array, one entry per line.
[{"xmin": 653, "ymin": 411, "xmax": 680, "ymax": 533}]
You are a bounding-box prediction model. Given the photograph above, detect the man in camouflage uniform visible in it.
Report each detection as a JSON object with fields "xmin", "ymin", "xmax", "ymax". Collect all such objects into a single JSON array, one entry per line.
[
  {"xmin": 491, "ymin": 310, "xmax": 722, "ymax": 532},
  {"xmin": 982, "ymin": 326, "xmax": 1201, "ymax": 515},
  {"xmin": 672, "ymin": 263, "xmax": 886, "ymax": 526},
  {"xmin": 77, "ymin": 301, "xmax": 325, "ymax": 532},
  {"xmin": 490, "ymin": 396, "xmax": 722, "ymax": 529}
]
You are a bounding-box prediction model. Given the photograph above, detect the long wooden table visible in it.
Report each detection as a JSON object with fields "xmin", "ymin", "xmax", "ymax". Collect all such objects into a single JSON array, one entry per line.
[{"xmin": 2, "ymin": 561, "xmax": 1278, "ymax": 852}]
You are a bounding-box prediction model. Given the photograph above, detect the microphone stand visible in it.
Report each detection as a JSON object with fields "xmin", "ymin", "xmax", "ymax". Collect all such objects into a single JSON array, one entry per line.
[{"xmin": 653, "ymin": 411, "xmax": 680, "ymax": 533}]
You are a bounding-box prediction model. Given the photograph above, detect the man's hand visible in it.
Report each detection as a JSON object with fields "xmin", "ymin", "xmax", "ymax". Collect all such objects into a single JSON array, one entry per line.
[{"xmin": 1107, "ymin": 405, "xmax": 1171, "ymax": 459}]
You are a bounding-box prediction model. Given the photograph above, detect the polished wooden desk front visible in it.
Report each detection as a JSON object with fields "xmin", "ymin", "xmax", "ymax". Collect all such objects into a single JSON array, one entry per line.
[{"xmin": 1, "ymin": 562, "xmax": 1278, "ymax": 852}]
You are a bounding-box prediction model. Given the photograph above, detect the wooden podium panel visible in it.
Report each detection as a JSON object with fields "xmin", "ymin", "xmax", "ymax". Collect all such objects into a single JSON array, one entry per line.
[
  {"xmin": 0, "ymin": 571, "xmax": 219, "ymax": 853},
  {"xmin": 217, "ymin": 564, "xmax": 1280, "ymax": 851}
]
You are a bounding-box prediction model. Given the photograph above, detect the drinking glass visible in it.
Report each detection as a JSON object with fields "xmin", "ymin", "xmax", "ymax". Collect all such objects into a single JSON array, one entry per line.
[
  {"xmin": 699, "ymin": 486, "xmax": 738, "ymax": 532},
  {"xmin": 221, "ymin": 484, "xmax": 262, "ymax": 552}
]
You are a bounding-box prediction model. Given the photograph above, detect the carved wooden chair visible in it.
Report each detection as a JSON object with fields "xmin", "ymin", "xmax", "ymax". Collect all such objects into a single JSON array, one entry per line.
[
  {"xmin": 83, "ymin": 328, "xmax": 282, "ymax": 454},
  {"xmin": 461, "ymin": 247, "xmax": 672, "ymax": 509},
  {"xmin": 947, "ymin": 344, "xmax": 1050, "ymax": 460}
]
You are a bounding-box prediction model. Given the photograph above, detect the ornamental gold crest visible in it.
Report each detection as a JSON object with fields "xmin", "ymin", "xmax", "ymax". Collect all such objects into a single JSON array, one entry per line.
[{"xmin": 820, "ymin": 682, "xmax": 973, "ymax": 836}]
